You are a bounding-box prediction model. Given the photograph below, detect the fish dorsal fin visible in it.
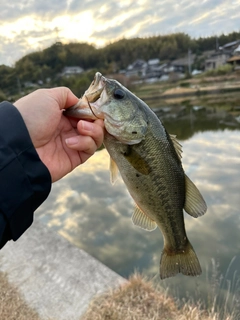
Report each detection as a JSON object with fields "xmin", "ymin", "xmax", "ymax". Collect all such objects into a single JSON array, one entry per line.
[
  {"xmin": 132, "ymin": 206, "xmax": 157, "ymax": 231},
  {"xmin": 184, "ymin": 174, "xmax": 207, "ymax": 218},
  {"xmin": 169, "ymin": 134, "xmax": 182, "ymax": 160},
  {"xmin": 109, "ymin": 157, "xmax": 119, "ymax": 185}
]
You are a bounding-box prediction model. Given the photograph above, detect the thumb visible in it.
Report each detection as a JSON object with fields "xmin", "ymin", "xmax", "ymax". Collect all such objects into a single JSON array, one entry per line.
[{"xmin": 51, "ymin": 87, "xmax": 79, "ymax": 110}]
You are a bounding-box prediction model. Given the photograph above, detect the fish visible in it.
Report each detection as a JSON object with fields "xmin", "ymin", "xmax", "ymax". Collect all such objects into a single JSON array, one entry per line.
[{"xmin": 64, "ymin": 72, "xmax": 207, "ymax": 279}]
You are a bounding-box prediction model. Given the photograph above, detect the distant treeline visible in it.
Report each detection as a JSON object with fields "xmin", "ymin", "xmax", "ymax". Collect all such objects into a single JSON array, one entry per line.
[{"xmin": 0, "ymin": 31, "xmax": 240, "ymax": 99}]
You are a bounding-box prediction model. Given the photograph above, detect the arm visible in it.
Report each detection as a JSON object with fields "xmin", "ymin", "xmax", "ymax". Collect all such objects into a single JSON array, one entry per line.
[
  {"xmin": 0, "ymin": 102, "xmax": 51, "ymax": 249},
  {"xmin": 0, "ymin": 87, "xmax": 104, "ymax": 249}
]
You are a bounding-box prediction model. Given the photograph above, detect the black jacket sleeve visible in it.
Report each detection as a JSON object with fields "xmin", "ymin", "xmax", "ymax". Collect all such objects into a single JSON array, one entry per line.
[{"xmin": 0, "ymin": 101, "xmax": 51, "ymax": 249}]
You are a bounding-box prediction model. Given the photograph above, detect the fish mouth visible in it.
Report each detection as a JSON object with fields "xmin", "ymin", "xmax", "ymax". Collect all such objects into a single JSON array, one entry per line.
[
  {"xmin": 85, "ymin": 72, "xmax": 105, "ymax": 102},
  {"xmin": 64, "ymin": 72, "xmax": 106, "ymax": 120}
]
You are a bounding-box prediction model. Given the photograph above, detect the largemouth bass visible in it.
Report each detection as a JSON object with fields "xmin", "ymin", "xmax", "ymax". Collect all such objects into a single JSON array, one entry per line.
[{"xmin": 64, "ymin": 72, "xmax": 207, "ymax": 279}]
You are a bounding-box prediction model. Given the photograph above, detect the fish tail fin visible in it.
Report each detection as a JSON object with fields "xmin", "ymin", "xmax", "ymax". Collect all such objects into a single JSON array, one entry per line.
[{"xmin": 160, "ymin": 240, "xmax": 202, "ymax": 279}]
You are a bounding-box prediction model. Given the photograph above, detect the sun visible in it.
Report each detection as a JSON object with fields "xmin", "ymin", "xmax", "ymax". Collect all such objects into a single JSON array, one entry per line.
[
  {"xmin": 54, "ymin": 11, "xmax": 94, "ymax": 42},
  {"xmin": 0, "ymin": 11, "xmax": 96, "ymax": 52}
]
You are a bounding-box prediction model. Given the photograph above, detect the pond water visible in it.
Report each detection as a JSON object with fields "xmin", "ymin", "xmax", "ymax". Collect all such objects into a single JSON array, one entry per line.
[{"xmin": 36, "ymin": 100, "xmax": 240, "ymax": 315}]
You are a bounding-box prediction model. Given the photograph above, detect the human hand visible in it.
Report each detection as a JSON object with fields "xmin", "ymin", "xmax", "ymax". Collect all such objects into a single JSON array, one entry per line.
[{"xmin": 14, "ymin": 87, "xmax": 104, "ymax": 182}]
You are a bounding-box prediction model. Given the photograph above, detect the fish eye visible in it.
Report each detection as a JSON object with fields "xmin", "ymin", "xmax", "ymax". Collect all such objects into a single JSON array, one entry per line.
[{"xmin": 113, "ymin": 89, "xmax": 125, "ymax": 100}]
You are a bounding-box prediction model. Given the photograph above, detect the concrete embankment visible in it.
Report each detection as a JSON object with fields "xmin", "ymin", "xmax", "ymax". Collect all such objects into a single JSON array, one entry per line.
[{"xmin": 0, "ymin": 219, "xmax": 124, "ymax": 320}]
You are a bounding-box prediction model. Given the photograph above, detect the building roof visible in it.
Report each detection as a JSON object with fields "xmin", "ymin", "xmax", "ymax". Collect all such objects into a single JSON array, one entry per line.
[
  {"xmin": 62, "ymin": 66, "xmax": 83, "ymax": 72},
  {"xmin": 222, "ymin": 40, "xmax": 240, "ymax": 48},
  {"xmin": 219, "ymin": 40, "xmax": 240, "ymax": 50},
  {"xmin": 171, "ymin": 55, "xmax": 195, "ymax": 66},
  {"xmin": 227, "ymin": 56, "xmax": 240, "ymax": 62},
  {"xmin": 127, "ymin": 59, "xmax": 147, "ymax": 70},
  {"xmin": 61, "ymin": 66, "xmax": 84, "ymax": 76},
  {"xmin": 148, "ymin": 58, "xmax": 160, "ymax": 65}
]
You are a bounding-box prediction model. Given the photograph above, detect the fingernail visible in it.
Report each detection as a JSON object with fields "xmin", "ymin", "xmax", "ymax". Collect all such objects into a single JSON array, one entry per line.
[
  {"xmin": 65, "ymin": 136, "xmax": 79, "ymax": 145},
  {"xmin": 81, "ymin": 120, "xmax": 93, "ymax": 131}
]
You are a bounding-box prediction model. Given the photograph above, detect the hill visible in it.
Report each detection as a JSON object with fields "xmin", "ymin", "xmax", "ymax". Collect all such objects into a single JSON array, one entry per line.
[{"xmin": 0, "ymin": 30, "xmax": 240, "ymax": 100}]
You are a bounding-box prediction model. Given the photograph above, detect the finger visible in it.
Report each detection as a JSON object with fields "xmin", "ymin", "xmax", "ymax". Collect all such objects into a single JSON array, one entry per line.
[
  {"xmin": 67, "ymin": 117, "xmax": 80, "ymax": 129},
  {"xmin": 77, "ymin": 119, "xmax": 105, "ymax": 149},
  {"xmin": 50, "ymin": 87, "xmax": 79, "ymax": 110},
  {"xmin": 65, "ymin": 135, "xmax": 99, "ymax": 161}
]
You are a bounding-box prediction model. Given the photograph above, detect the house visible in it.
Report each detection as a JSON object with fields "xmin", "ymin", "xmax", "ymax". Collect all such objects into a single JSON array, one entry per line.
[
  {"xmin": 227, "ymin": 55, "xmax": 240, "ymax": 69},
  {"xmin": 125, "ymin": 58, "xmax": 165, "ymax": 79},
  {"xmin": 171, "ymin": 54, "xmax": 196, "ymax": 73},
  {"xmin": 227, "ymin": 43, "xmax": 240, "ymax": 68},
  {"xmin": 125, "ymin": 59, "xmax": 148, "ymax": 77},
  {"xmin": 204, "ymin": 52, "xmax": 230, "ymax": 70},
  {"xmin": 145, "ymin": 58, "xmax": 163, "ymax": 78},
  {"xmin": 203, "ymin": 40, "xmax": 240, "ymax": 71},
  {"xmin": 219, "ymin": 40, "xmax": 240, "ymax": 70},
  {"xmin": 61, "ymin": 66, "xmax": 84, "ymax": 77}
]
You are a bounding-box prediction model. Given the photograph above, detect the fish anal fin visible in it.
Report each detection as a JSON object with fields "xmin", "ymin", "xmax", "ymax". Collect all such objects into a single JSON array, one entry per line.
[
  {"xmin": 132, "ymin": 206, "xmax": 157, "ymax": 231},
  {"xmin": 160, "ymin": 240, "xmax": 202, "ymax": 279},
  {"xmin": 184, "ymin": 174, "xmax": 207, "ymax": 218},
  {"xmin": 109, "ymin": 157, "xmax": 119, "ymax": 185},
  {"xmin": 169, "ymin": 134, "xmax": 182, "ymax": 160}
]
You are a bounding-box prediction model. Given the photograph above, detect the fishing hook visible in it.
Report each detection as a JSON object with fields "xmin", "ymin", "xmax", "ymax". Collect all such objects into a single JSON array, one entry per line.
[{"xmin": 85, "ymin": 95, "xmax": 100, "ymax": 119}]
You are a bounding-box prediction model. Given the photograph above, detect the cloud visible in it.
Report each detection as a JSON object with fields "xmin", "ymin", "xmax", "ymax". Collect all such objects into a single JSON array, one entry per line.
[
  {"xmin": 0, "ymin": 1, "xmax": 68, "ymax": 22},
  {"xmin": 1, "ymin": 0, "xmax": 240, "ymax": 65}
]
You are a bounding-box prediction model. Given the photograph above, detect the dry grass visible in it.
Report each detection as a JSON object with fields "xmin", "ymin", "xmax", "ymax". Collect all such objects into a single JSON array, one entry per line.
[
  {"xmin": 0, "ymin": 271, "xmax": 41, "ymax": 320},
  {"xmin": 81, "ymin": 273, "xmax": 177, "ymax": 320},
  {"xmin": 80, "ymin": 273, "xmax": 233, "ymax": 320},
  {"xmin": 0, "ymin": 269, "xmax": 237, "ymax": 320}
]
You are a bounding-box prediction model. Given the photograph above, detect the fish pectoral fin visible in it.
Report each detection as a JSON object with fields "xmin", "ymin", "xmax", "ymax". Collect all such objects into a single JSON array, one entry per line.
[
  {"xmin": 132, "ymin": 206, "xmax": 157, "ymax": 231},
  {"xmin": 123, "ymin": 146, "xmax": 150, "ymax": 175},
  {"xmin": 169, "ymin": 134, "xmax": 182, "ymax": 160},
  {"xmin": 109, "ymin": 157, "xmax": 119, "ymax": 185},
  {"xmin": 184, "ymin": 174, "xmax": 207, "ymax": 218}
]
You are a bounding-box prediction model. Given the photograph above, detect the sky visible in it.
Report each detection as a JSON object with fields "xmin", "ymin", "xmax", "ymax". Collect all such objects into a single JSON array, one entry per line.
[{"xmin": 0, "ymin": 0, "xmax": 240, "ymax": 66}]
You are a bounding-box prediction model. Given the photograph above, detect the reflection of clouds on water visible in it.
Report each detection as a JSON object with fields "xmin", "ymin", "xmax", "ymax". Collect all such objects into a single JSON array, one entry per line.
[
  {"xmin": 182, "ymin": 130, "xmax": 240, "ymax": 225},
  {"xmin": 36, "ymin": 129, "xmax": 240, "ymax": 300},
  {"xmin": 36, "ymin": 148, "xmax": 157, "ymax": 274},
  {"xmin": 179, "ymin": 130, "xmax": 240, "ymax": 284}
]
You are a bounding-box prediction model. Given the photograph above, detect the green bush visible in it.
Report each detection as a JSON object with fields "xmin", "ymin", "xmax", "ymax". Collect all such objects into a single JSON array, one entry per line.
[
  {"xmin": 203, "ymin": 64, "xmax": 233, "ymax": 77},
  {"xmin": 180, "ymin": 81, "xmax": 191, "ymax": 87}
]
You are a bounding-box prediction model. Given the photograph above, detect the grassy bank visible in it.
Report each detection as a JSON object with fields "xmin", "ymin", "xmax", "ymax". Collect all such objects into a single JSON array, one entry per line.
[
  {"xmin": 81, "ymin": 273, "xmax": 235, "ymax": 320},
  {"xmin": 0, "ymin": 270, "xmax": 238, "ymax": 320}
]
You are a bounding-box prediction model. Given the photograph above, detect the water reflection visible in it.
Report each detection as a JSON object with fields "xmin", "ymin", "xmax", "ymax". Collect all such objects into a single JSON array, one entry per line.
[{"xmin": 36, "ymin": 102, "xmax": 240, "ymax": 310}]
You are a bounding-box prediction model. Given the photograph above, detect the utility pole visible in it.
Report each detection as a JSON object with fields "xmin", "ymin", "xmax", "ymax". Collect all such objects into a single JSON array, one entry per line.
[{"xmin": 188, "ymin": 48, "xmax": 192, "ymax": 74}]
